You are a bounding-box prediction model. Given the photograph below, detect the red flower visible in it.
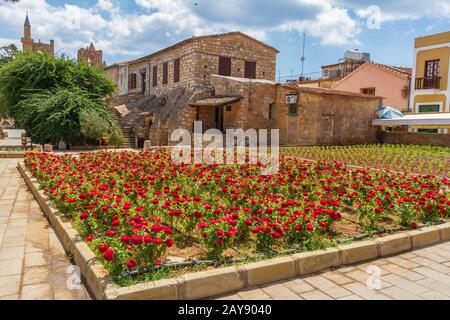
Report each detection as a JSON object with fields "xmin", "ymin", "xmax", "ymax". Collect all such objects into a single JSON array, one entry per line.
[
  {"xmin": 85, "ymin": 235, "xmax": 94, "ymax": 242},
  {"xmin": 306, "ymin": 223, "xmax": 314, "ymax": 232},
  {"xmin": 410, "ymin": 222, "xmax": 418, "ymax": 229},
  {"xmin": 99, "ymin": 244, "xmax": 109, "ymax": 253},
  {"xmin": 103, "ymin": 249, "xmax": 115, "ymax": 262},
  {"xmin": 165, "ymin": 239, "xmax": 174, "ymax": 248},
  {"xmin": 79, "ymin": 213, "xmax": 88, "ymax": 221},
  {"xmin": 216, "ymin": 230, "xmax": 224, "ymax": 237},
  {"xmin": 111, "ymin": 220, "xmax": 120, "ymax": 227},
  {"xmin": 120, "ymin": 235, "xmax": 131, "ymax": 244},
  {"xmin": 132, "ymin": 235, "xmax": 143, "ymax": 246},
  {"xmin": 154, "ymin": 259, "xmax": 162, "ymax": 266},
  {"xmin": 198, "ymin": 221, "xmax": 207, "ymax": 229},
  {"xmin": 126, "ymin": 259, "xmax": 137, "ymax": 270},
  {"xmin": 144, "ymin": 236, "xmax": 153, "ymax": 244}
]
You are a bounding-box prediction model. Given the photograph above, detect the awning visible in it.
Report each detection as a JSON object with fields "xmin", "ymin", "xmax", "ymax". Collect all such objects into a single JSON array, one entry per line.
[
  {"xmin": 372, "ymin": 113, "xmax": 450, "ymax": 127},
  {"xmin": 190, "ymin": 96, "xmax": 241, "ymax": 107}
]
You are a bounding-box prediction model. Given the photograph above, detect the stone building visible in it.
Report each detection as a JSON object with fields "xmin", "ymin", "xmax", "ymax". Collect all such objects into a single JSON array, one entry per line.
[
  {"xmin": 192, "ymin": 75, "xmax": 381, "ymax": 146},
  {"xmin": 21, "ymin": 13, "xmax": 54, "ymax": 56},
  {"xmin": 104, "ymin": 32, "xmax": 278, "ymax": 97},
  {"xmin": 77, "ymin": 43, "xmax": 106, "ymax": 69},
  {"xmin": 106, "ymin": 32, "xmax": 381, "ymax": 147}
]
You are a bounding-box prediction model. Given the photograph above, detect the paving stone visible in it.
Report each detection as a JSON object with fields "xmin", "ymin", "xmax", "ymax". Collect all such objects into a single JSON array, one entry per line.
[
  {"xmin": 216, "ymin": 294, "xmax": 243, "ymax": 300},
  {"xmin": 0, "ymin": 294, "xmax": 20, "ymax": 300},
  {"xmin": 237, "ymin": 288, "xmax": 270, "ymax": 300},
  {"xmin": 420, "ymin": 291, "xmax": 450, "ymax": 300},
  {"xmin": 300, "ymin": 290, "xmax": 333, "ymax": 300},
  {"xmin": 380, "ymin": 263, "xmax": 426, "ymax": 282},
  {"xmin": 0, "ymin": 246, "xmax": 25, "ymax": 261},
  {"xmin": 25, "ymin": 252, "xmax": 50, "ymax": 267},
  {"xmin": 23, "ymin": 266, "xmax": 51, "ymax": 285},
  {"xmin": 0, "ymin": 275, "xmax": 21, "ymax": 297},
  {"xmin": 343, "ymin": 282, "xmax": 391, "ymax": 300},
  {"xmin": 380, "ymin": 286, "xmax": 423, "ymax": 300},
  {"xmin": 411, "ymin": 257, "xmax": 450, "ymax": 274},
  {"xmin": 2, "ymin": 235, "xmax": 26, "ymax": 247},
  {"xmin": 386, "ymin": 256, "xmax": 421, "ymax": 269},
  {"xmin": 414, "ymin": 249, "xmax": 450, "ymax": 263},
  {"xmin": 413, "ymin": 267, "xmax": 450, "ymax": 285},
  {"xmin": 381, "ymin": 274, "xmax": 429, "ymax": 295},
  {"xmin": 282, "ymin": 279, "xmax": 315, "ymax": 294},
  {"xmin": 260, "ymin": 283, "xmax": 300, "ymax": 300},
  {"xmin": 8, "ymin": 219, "xmax": 28, "ymax": 227},
  {"xmin": 21, "ymin": 283, "xmax": 52, "ymax": 300},
  {"xmin": 338, "ymin": 294, "xmax": 363, "ymax": 300},
  {"xmin": 0, "ymin": 259, "xmax": 23, "ymax": 277},
  {"xmin": 54, "ymin": 288, "xmax": 90, "ymax": 300},
  {"xmin": 322, "ymin": 271, "xmax": 354, "ymax": 285}
]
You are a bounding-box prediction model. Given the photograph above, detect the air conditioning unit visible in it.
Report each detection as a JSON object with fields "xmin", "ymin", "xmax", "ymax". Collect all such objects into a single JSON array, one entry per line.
[{"xmin": 285, "ymin": 94, "xmax": 298, "ymax": 104}]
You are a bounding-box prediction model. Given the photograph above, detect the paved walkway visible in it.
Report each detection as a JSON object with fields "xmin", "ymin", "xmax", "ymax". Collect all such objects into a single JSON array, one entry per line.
[
  {"xmin": 218, "ymin": 241, "xmax": 450, "ymax": 300},
  {"xmin": 0, "ymin": 159, "xmax": 91, "ymax": 300}
]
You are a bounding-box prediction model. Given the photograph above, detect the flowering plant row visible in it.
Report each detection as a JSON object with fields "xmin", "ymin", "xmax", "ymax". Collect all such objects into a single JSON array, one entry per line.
[{"xmin": 24, "ymin": 150, "xmax": 449, "ymax": 276}]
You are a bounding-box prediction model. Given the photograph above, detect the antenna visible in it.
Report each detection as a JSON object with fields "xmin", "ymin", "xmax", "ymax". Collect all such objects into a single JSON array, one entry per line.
[{"xmin": 300, "ymin": 33, "xmax": 306, "ymax": 79}]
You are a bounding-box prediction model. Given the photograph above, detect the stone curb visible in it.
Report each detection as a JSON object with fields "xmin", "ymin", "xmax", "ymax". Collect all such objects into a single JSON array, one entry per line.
[
  {"xmin": 0, "ymin": 152, "xmax": 27, "ymax": 158},
  {"xmin": 18, "ymin": 161, "xmax": 450, "ymax": 300}
]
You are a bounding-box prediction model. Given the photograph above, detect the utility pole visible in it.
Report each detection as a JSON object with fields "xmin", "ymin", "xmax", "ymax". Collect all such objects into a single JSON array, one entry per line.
[{"xmin": 300, "ymin": 33, "xmax": 306, "ymax": 80}]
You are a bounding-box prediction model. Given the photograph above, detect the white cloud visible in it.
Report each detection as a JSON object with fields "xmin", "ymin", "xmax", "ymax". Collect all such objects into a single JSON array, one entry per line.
[
  {"xmin": 97, "ymin": 0, "xmax": 114, "ymax": 11},
  {"xmin": 0, "ymin": 0, "xmax": 448, "ymax": 64}
]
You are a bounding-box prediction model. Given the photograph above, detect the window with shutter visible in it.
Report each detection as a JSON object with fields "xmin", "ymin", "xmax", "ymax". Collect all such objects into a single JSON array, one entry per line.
[
  {"xmin": 219, "ymin": 57, "xmax": 231, "ymax": 76},
  {"xmin": 174, "ymin": 58, "xmax": 180, "ymax": 83},
  {"xmin": 245, "ymin": 61, "xmax": 256, "ymax": 79},
  {"xmin": 152, "ymin": 66, "xmax": 157, "ymax": 87},
  {"xmin": 163, "ymin": 62, "xmax": 168, "ymax": 85},
  {"xmin": 129, "ymin": 73, "xmax": 137, "ymax": 90}
]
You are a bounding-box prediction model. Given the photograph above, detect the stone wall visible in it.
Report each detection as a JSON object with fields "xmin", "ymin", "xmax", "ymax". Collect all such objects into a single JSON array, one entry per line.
[
  {"xmin": 379, "ymin": 131, "xmax": 450, "ymax": 147},
  {"xmin": 211, "ymin": 76, "xmax": 380, "ymax": 146},
  {"xmin": 117, "ymin": 32, "xmax": 277, "ymax": 97},
  {"xmin": 77, "ymin": 43, "xmax": 105, "ymax": 69}
]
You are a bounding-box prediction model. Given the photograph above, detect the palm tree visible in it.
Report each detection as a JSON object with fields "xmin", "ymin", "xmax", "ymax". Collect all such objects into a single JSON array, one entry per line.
[{"xmin": 401, "ymin": 84, "xmax": 410, "ymax": 101}]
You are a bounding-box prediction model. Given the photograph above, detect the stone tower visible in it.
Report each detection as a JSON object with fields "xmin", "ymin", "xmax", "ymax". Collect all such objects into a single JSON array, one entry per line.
[
  {"xmin": 21, "ymin": 13, "xmax": 55, "ymax": 56},
  {"xmin": 21, "ymin": 13, "xmax": 33, "ymax": 52},
  {"xmin": 77, "ymin": 43, "xmax": 106, "ymax": 69}
]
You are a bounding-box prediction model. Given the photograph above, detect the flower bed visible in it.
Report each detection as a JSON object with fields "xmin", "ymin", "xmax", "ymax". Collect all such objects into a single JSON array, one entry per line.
[
  {"xmin": 24, "ymin": 149, "xmax": 450, "ymax": 281},
  {"xmin": 282, "ymin": 144, "xmax": 450, "ymax": 177}
]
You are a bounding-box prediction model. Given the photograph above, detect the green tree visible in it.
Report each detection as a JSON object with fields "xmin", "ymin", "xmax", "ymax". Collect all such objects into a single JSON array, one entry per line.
[
  {"xmin": 80, "ymin": 110, "xmax": 110, "ymax": 146},
  {"xmin": 107, "ymin": 125, "xmax": 126, "ymax": 149},
  {"xmin": 15, "ymin": 88, "xmax": 113, "ymax": 145},
  {"xmin": 0, "ymin": 52, "xmax": 115, "ymax": 119},
  {"xmin": 0, "ymin": 44, "xmax": 18, "ymax": 66}
]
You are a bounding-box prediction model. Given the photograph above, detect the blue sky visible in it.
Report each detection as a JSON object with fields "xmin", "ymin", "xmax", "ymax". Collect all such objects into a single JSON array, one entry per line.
[{"xmin": 0, "ymin": 0, "xmax": 449, "ymax": 81}]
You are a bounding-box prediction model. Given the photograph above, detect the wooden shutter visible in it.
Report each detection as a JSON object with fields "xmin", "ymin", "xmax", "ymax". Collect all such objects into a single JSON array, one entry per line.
[
  {"xmin": 219, "ymin": 57, "xmax": 231, "ymax": 76},
  {"xmin": 174, "ymin": 58, "xmax": 180, "ymax": 83},
  {"xmin": 245, "ymin": 61, "xmax": 256, "ymax": 79},
  {"xmin": 152, "ymin": 66, "xmax": 157, "ymax": 87},
  {"xmin": 163, "ymin": 62, "xmax": 168, "ymax": 84},
  {"xmin": 129, "ymin": 73, "xmax": 137, "ymax": 90}
]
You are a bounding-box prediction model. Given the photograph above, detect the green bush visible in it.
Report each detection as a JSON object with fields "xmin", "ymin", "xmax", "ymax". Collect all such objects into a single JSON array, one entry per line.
[
  {"xmin": 0, "ymin": 51, "xmax": 117, "ymax": 145},
  {"xmin": 16, "ymin": 88, "xmax": 113, "ymax": 145}
]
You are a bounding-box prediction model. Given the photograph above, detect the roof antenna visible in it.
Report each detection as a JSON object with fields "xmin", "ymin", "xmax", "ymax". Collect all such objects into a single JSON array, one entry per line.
[{"xmin": 300, "ymin": 32, "xmax": 306, "ymax": 80}]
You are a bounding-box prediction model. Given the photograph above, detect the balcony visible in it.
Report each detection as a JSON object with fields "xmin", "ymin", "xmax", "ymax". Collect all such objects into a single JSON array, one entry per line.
[{"xmin": 415, "ymin": 77, "xmax": 441, "ymax": 90}]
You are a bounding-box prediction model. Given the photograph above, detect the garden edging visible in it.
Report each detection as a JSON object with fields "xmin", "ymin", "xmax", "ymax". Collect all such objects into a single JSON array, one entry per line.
[{"xmin": 18, "ymin": 160, "xmax": 450, "ymax": 300}]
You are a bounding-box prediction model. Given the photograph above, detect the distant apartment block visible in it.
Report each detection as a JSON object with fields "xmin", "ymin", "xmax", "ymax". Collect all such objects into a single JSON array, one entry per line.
[{"xmin": 410, "ymin": 31, "xmax": 450, "ymax": 133}]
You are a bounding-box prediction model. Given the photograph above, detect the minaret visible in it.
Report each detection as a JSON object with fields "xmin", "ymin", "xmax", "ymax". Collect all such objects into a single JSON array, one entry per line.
[{"xmin": 21, "ymin": 12, "xmax": 33, "ymax": 53}]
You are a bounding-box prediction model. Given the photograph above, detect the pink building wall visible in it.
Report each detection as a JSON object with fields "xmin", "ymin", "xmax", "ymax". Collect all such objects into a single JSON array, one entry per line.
[{"xmin": 332, "ymin": 63, "xmax": 410, "ymax": 111}]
